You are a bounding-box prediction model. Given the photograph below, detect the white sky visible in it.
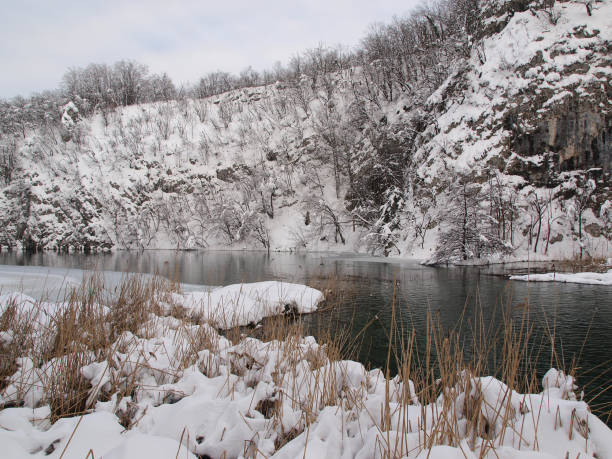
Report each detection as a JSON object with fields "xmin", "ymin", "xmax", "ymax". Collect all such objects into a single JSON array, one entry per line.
[{"xmin": 0, "ymin": 0, "xmax": 421, "ymax": 99}]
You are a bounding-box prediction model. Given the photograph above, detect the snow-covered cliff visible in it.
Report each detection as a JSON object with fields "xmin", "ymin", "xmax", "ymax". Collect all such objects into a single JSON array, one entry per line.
[{"xmin": 0, "ymin": 0, "xmax": 610, "ymax": 262}]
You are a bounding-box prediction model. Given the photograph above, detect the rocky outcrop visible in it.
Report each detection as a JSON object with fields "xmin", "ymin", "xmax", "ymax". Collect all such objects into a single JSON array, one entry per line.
[{"xmin": 512, "ymin": 110, "xmax": 611, "ymax": 172}]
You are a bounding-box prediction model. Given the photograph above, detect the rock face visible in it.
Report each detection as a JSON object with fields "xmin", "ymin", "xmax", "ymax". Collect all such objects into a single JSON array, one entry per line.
[
  {"xmin": 401, "ymin": 0, "xmax": 611, "ymax": 262},
  {"xmin": 414, "ymin": 0, "xmax": 612, "ymax": 184},
  {"xmin": 513, "ymin": 110, "xmax": 611, "ymax": 172}
]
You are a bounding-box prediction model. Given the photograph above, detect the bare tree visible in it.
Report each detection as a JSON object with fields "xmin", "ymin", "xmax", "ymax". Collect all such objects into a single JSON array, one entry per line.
[
  {"xmin": 146, "ymin": 73, "xmax": 177, "ymax": 102},
  {"xmin": 112, "ymin": 60, "xmax": 149, "ymax": 106},
  {"xmin": 154, "ymin": 103, "xmax": 174, "ymax": 140},
  {"xmin": 304, "ymin": 197, "xmax": 347, "ymax": 244},
  {"xmin": 217, "ymin": 101, "xmax": 233, "ymax": 129},
  {"xmin": 0, "ymin": 137, "xmax": 18, "ymax": 185},
  {"xmin": 431, "ymin": 176, "xmax": 512, "ymax": 264},
  {"xmin": 528, "ymin": 190, "xmax": 548, "ymax": 254},
  {"xmin": 568, "ymin": 177, "xmax": 596, "ymax": 259},
  {"xmin": 543, "ymin": 190, "xmax": 562, "ymax": 255},
  {"xmin": 193, "ymin": 99, "xmax": 209, "ymax": 123},
  {"xmin": 251, "ymin": 216, "xmax": 271, "ymax": 251}
]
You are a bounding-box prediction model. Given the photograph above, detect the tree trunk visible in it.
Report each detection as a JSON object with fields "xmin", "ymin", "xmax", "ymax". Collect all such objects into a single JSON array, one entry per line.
[
  {"xmin": 462, "ymin": 189, "xmax": 468, "ymax": 260},
  {"xmin": 534, "ymin": 216, "xmax": 541, "ymax": 254},
  {"xmin": 578, "ymin": 210, "xmax": 583, "ymax": 260}
]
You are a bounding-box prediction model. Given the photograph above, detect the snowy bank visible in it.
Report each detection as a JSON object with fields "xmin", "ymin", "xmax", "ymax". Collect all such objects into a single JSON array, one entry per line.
[
  {"xmin": 1, "ymin": 318, "xmax": 611, "ymax": 458},
  {"xmin": 510, "ymin": 270, "xmax": 612, "ymax": 286},
  {"xmin": 0, "ymin": 266, "xmax": 324, "ymax": 328},
  {"xmin": 175, "ymin": 281, "xmax": 324, "ymax": 328}
]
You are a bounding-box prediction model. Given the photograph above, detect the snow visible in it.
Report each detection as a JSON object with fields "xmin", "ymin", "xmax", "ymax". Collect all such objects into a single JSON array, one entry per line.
[
  {"xmin": 0, "ymin": 264, "xmax": 323, "ymax": 328},
  {"xmin": 0, "ymin": 265, "xmax": 213, "ymax": 301},
  {"xmin": 405, "ymin": 0, "xmax": 612, "ymax": 265},
  {"xmin": 510, "ymin": 269, "xmax": 612, "ymax": 285},
  {"xmin": 0, "ymin": 265, "xmax": 83, "ymax": 301},
  {"xmin": 103, "ymin": 433, "xmax": 197, "ymax": 459},
  {"xmin": 177, "ymin": 281, "xmax": 324, "ymax": 328}
]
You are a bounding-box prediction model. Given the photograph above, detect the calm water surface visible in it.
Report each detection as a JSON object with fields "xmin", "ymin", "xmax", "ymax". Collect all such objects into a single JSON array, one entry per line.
[{"xmin": 1, "ymin": 250, "xmax": 611, "ymax": 419}]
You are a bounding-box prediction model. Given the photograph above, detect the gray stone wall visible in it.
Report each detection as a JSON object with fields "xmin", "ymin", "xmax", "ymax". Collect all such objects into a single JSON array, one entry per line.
[{"xmin": 513, "ymin": 111, "xmax": 611, "ymax": 172}]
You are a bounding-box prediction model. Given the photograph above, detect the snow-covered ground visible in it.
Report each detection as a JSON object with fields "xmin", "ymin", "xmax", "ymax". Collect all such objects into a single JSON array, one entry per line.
[
  {"xmin": 178, "ymin": 281, "xmax": 323, "ymax": 328},
  {"xmin": 0, "ymin": 265, "xmax": 322, "ymax": 327},
  {"xmin": 1, "ymin": 311, "xmax": 611, "ymax": 458},
  {"xmin": 510, "ymin": 269, "xmax": 612, "ymax": 285},
  {"xmin": 0, "ymin": 265, "xmax": 217, "ymax": 302}
]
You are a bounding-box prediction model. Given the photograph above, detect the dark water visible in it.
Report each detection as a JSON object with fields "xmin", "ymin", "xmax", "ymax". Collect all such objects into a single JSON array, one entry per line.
[{"xmin": 1, "ymin": 250, "xmax": 611, "ymax": 419}]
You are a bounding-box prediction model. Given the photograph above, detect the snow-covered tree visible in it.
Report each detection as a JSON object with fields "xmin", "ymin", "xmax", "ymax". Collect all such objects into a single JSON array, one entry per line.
[{"xmin": 431, "ymin": 177, "xmax": 513, "ymax": 264}]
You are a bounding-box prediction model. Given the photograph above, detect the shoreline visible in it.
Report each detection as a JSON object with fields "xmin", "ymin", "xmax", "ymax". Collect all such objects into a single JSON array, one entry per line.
[{"xmin": 2, "ymin": 245, "xmax": 610, "ymax": 267}]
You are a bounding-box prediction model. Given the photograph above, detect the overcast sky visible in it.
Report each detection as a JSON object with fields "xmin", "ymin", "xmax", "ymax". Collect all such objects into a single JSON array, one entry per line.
[{"xmin": 0, "ymin": 0, "xmax": 421, "ymax": 99}]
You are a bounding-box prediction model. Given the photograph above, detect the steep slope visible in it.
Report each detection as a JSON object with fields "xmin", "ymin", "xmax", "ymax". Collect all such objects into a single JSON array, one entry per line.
[
  {"xmin": 0, "ymin": 84, "xmax": 353, "ymax": 251},
  {"xmin": 398, "ymin": 0, "xmax": 611, "ymax": 262},
  {"xmin": 0, "ymin": 0, "xmax": 610, "ymax": 262},
  {"xmin": 415, "ymin": 0, "xmax": 611, "ymax": 177}
]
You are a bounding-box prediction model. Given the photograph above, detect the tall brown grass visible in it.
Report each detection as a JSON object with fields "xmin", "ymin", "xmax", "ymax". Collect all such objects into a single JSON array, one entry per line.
[{"xmin": 556, "ymin": 255, "xmax": 608, "ymax": 274}]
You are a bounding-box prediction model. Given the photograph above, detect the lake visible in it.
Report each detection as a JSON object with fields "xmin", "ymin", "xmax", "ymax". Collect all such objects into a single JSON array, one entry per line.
[{"xmin": 1, "ymin": 250, "xmax": 611, "ymax": 420}]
